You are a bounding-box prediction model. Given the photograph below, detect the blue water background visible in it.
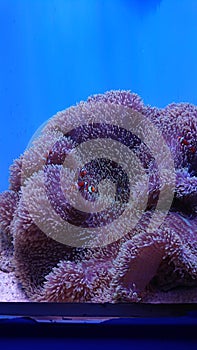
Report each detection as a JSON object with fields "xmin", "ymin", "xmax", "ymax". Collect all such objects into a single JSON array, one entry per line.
[{"xmin": 0, "ymin": 0, "xmax": 197, "ymax": 192}]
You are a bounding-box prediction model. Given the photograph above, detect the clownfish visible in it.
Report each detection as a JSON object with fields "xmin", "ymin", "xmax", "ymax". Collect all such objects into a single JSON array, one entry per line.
[
  {"xmin": 178, "ymin": 136, "xmax": 196, "ymax": 154},
  {"xmin": 79, "ymin": 169, "xmax": 87, "ymax": 177}
]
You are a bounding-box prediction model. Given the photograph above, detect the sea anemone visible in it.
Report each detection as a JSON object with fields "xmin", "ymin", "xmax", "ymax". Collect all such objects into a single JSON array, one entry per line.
[{"xmin": 0, "ymin": 90, "xmax": 197, "ymax": 302}]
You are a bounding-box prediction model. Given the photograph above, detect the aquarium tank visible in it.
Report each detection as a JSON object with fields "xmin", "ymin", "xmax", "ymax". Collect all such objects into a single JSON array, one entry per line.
[{"xmin": 0, "ymin": 0, "xmax": 197, "ymax": 316}]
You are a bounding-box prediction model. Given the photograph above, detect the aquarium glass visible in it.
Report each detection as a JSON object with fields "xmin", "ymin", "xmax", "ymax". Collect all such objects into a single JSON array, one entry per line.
[{"xmin": 0, "ymin": 0, "xmax": 197, "ymax": 313}]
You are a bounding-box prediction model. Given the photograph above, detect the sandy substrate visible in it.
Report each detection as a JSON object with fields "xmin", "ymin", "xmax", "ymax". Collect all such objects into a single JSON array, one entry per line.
[
  {"xmin": 1, "ymin": 269, "xmax": 197, "ymax": 303},
  {"xmin": 0, "ymin": 270, "xmax": 28, "ymax": 302},
  {"xmin": 143, "ymin": 287, "xmax": 197, "ymax": 303}
]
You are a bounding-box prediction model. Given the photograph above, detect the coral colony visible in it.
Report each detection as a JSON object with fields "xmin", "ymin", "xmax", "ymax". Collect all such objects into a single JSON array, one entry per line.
[{"xmin": 0, "ymin": 90, "xmax": 197, "ymax": 303}]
